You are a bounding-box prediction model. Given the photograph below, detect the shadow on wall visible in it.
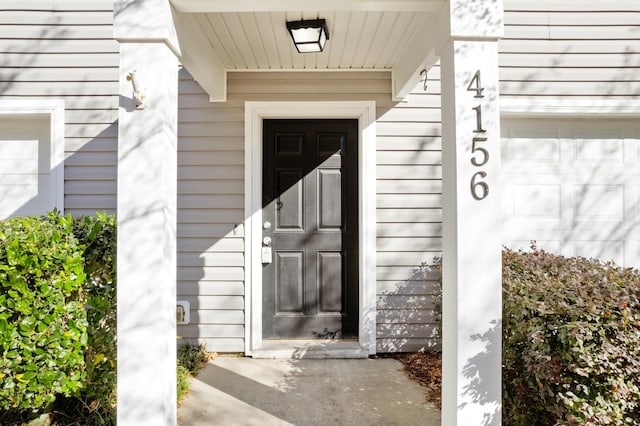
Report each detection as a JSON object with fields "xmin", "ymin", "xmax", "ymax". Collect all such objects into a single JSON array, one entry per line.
[
  {"xmin": 459, "ymin": 320, "xmax": 501, "ymax": 426},
  {"xmin": 377, "ymin": 257, "xmax": 443, "ymax": 353}
]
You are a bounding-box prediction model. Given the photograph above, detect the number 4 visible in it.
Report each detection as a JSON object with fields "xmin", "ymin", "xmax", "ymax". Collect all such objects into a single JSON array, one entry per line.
[{"xmin": 467, "ymin": 70, "xmax": 484, "ymax": 98}]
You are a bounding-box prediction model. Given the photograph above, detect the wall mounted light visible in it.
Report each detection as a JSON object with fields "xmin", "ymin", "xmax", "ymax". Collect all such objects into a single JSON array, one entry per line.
[
  {"xmin": 286, "ymin": 19, "xmax": 329, "ymax": 53},
  {"xmin": 126, "ymin": 70, "xmax": 147, "ymax": 110}
]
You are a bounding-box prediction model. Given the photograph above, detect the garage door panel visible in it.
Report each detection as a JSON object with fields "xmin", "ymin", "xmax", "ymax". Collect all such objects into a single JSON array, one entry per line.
[
  {"xmin": 0, "ymin": 139, "xmax": 41, "ymax": 173},
  {"xmin": 502, "ymin": 118, "xmax": 640, "ymax": 267},
  {"xmin": 574, "ymin": 184, "xmax": 624, "ymax": 220},
  {"xmin": 0, "ymin": 116, "xmax": 54, "ymax": 219},
  {"xmin": 509, "ymin": 184, "xmax": 561, "ymax": 219},
  {"xmin": 502, "ymin": 137, "xmax": 561, "ymax": 162},
  {"xmin": 574, "ymin": 240, "xmax": 624, "ymax": 265},
  {"xmin": 0, "ymin": 176, "xmax": 50, "ymax": 218},
  {"xmin": 508, "ymin": 239, "xmax": 561, "ymax": 254},
  {"xmin": 575, "ymin": 138, "xmax": 624, "ymax": 163}
]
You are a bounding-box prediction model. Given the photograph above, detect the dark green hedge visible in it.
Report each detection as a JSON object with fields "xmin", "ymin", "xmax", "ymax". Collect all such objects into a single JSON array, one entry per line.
[
  {"xmin": 503, "ymin": 247, "xmax": 640, "ymax": 425},
  {"xmin": 0, "ymin": 212, "xmax": 116, "ymax": 424}
]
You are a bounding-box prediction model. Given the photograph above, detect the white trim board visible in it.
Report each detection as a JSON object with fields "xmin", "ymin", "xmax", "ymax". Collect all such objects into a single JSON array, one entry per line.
[
  {"xmin": 244, "ymin": 101, "xmax": 377, "ymax": 358},
  {"xmin": 0, "ymin": 99, "xmax": 65, "ymax": 214},
  {"xmin": 501, "ymin": 97, "xmax": 640, "ymax": 117}
]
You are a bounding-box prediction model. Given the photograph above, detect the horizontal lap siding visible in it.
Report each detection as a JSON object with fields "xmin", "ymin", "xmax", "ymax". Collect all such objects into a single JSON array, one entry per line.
[
  {"xmin": 178, "ymin": 71, "xmax": 442, "ymax": 353},
  {"xmin": 501, "ymin": 2, "xmax": 640, "ymax": 98},
  {"xmin": 177, "ymin": 69, "xmax": 245, "ymax": 352},
  {"xmin": 0, "ymin": 2, "xmax": 119, "ymax": 216},
  {"xmin": 376, "ymin": 79, "xmax": 442, "ymax": 352}
]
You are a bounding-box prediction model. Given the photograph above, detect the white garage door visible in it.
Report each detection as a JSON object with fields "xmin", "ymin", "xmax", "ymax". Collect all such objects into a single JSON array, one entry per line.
[
  {"xmin": 0, "ymin": 116, "xmax": 55, "ymax": 219},
  {"xmin": 501, "ymin": 117, "xmax": 640, "ymax": 267}
]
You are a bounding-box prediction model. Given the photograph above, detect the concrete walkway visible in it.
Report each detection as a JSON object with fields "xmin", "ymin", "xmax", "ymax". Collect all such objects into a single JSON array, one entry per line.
[{"xmin": 177, "ymin": 356, "xmax": 440, "ymax": 426}]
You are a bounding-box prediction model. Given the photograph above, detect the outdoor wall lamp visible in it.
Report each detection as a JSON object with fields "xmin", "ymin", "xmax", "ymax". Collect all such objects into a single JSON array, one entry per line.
[
  {"xmin": 126, "ymin": 70, "xmax": 147, "ymax": 110},
  {"xmin": 286, "ymin": 19, "xmax": 329, "ymax": 53}
]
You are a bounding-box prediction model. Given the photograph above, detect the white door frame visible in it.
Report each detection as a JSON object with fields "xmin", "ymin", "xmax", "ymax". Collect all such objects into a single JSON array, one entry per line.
[{"xmin": 244, "ymin": 101, "xmax": 377, "ymax": 356}]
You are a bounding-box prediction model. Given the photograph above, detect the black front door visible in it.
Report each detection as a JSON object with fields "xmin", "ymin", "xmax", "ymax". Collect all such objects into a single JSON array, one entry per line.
[{"xmin": 262, "ymin": 119, "xmax": 358, "ymax": 339}]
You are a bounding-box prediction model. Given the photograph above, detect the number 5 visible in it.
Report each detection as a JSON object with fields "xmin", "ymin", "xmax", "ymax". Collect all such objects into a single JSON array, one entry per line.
[{"xmin": 471, "ymin": 137, "xmax": 489, "ymax": 167}]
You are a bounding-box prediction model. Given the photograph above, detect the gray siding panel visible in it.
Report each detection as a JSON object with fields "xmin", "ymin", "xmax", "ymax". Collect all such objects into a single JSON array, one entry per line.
[
  {"xmin": 0, "ymin": 2, "xmax": 118, "ymax": 215},
  {"xmin": 500, "ymin": 2, "xmax": 640, "ymax": 98},
  {"xmin": 176, "ymin": 68, "xmax": 246, "ymax": 351},
  {"xmin": 175, "ymin": 70, "xmax": 442, "ymax": 353},
  {"xmin": 8, "ymin": 1, "xmax": 638, "ymax": 354}
]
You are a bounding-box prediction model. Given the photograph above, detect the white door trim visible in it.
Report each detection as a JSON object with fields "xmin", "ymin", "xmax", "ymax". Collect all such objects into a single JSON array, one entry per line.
[
  {"xmin": 244, "ymin": 101, "xmax": 377, "ymax": 357},
  {"xmin": 0, "ymin": 99, "xmax": 65, "ymax": 214}
]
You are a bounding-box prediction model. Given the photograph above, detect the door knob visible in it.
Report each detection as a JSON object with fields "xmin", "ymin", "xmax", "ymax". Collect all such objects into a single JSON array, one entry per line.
[
  {"xmin": 263, "ymin": 221, "xmax": 272, "ymax": 230},
  {"xmin": 263, "ymin": 237, "xmax": 272, "ymax": 246}
]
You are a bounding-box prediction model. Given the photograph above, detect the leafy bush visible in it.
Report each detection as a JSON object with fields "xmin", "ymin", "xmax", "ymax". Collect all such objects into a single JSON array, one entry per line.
[
  {"xmin": 0, "ymin": 212, "xmax": 116, "ymax": 425},
  {"xmin": 0, "ymin": 213, "xmax": 88, "ymax": 410},
  {"xmin": 70, "ymin": 213, "xmax": 117, "ymax": 423},
  {"xmin": 503, "ymin": 247, "xmax": 640, "ymax": 425}
]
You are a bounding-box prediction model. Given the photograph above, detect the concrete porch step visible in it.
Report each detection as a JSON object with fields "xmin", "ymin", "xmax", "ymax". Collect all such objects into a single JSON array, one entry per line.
[{"xmin": 250, "ymin": 339, "xmax": 369, "ymax": 359}]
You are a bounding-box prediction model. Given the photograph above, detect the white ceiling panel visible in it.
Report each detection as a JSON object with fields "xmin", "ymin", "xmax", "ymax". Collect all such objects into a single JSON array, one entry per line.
[{"xmin": 199, "ymin": 11, "xmax": 425, "ymax": 71}]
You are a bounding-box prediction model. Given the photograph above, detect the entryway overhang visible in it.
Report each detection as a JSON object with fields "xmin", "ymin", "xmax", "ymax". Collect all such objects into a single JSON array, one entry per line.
[
  {"xmin": 167, "ymin": 0, "xmax": 447, "ymax": 102},
  {"xmin": 114, "ymin": 0, "xmax": 504, "ymax": 424}
]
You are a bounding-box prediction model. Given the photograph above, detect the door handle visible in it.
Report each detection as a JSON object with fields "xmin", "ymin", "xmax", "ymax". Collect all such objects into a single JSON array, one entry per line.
[{"xmin": 261, "ymin": 237, "xmax": 273, "ymax": 264}]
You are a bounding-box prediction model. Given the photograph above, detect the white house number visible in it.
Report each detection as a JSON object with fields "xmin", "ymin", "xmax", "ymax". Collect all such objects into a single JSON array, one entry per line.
[{"xmin": 467, "ymin": 70, "xmax": 489, "ymax": 200}]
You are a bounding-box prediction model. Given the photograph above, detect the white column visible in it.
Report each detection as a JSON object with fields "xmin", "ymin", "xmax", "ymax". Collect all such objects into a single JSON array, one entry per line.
[
  {"xmin": 115, "ymin": 36, "xmax": 179, "ymax": 426},
  {"xmin": 439, "ymin": 1, "xmax": 503, "ymax": 424},
  {"xmin": 114, "ymin": 1, "xmax": 180, "ymax": 424}
]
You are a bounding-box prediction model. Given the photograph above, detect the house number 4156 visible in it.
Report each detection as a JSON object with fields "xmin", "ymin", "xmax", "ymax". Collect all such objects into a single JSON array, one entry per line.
[{"xmin": 467, "ymin": 70, "xmax": 489, "ymax": 201}]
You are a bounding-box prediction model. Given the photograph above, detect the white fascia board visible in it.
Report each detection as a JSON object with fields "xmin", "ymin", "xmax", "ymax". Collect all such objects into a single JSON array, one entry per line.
[
  {"xmin": 171, "ymin": 0, "xmax": 445, "ymax": 13},
  {"xmin": 173, "ymin": 9, "xmax": 227, "ymax": 102},
  {"xmin": 391, "ymin": 12, "xmax": 440, "ymax": 101}
]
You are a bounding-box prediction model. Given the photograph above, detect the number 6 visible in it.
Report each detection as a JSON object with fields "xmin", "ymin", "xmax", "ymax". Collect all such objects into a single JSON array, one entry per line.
[{"xmin": 471, "ymin": 171, "xmax": 489, "ymax": 200}]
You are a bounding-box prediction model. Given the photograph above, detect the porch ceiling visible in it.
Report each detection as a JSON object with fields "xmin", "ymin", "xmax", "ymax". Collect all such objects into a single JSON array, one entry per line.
[{"xmin": 170, "ymin": 0, "xmax": 446, "ymax": 102}]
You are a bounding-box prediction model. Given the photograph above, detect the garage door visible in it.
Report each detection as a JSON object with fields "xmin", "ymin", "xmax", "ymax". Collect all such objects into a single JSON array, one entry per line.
[
  {"xmin": 0, "ymin": 116, "xmax": 55, "ymax": 219},
  {"xmin": 501, "ymin": 118, "xmax": 640, "ymax": 267}
]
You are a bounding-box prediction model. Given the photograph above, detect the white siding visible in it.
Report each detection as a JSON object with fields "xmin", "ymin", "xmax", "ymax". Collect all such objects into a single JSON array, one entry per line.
[
  {"xmin": 176, "ymin": 69, "xmax": 245, "ymax": 351},
  {"xmin": 0, "ymin": 2, "xmax": 119, "ymax": 215},
  {"xmin": 176, "ymin": 70, "xmax": 442, "ymax": 353},
  {"xmin": 6, "ymin": 1, "xmax": 639, "ymax": 354},
  {"xmin": 376, "ymin": 83, "xmax": 442, "ymax": 352},
  {"xmin": 500, "ymin": 2, "xmax": 640, "ymax": 98}
]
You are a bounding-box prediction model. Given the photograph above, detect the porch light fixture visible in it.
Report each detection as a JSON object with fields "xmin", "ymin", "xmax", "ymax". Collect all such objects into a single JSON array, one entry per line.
[
  {"xmin": 286, "ymin": 19, "xmax": 329, "ymax": 53},
  {"xmin": 126, "ymin": 70, "xmax": 147, "ymax": 110}
]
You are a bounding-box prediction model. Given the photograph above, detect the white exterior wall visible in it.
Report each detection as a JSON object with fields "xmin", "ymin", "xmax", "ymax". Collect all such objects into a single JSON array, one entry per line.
[
  {"xmin": 2, "ymin": 1, "xmax": 638, "ymax": 353},
  {"xmin": 0, "ymin": 2, "xmax": 119, "ymax": 216},
  {"xmin": 175, "ymin": 70, "xmax": 443, "ymax": 353},
  {"xmin": 501, "ymin": 1, "xmax": 640, "ymax": 99}
]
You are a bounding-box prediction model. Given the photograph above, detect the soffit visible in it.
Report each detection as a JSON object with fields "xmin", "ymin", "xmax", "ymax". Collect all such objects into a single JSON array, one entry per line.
[
  {"xmin": 170, "ymin": 1, "xmax": 446, "ymax": 101},
  {"xmin": 193, "ymin": 11, "xmax": 426, "ymax": 71}
]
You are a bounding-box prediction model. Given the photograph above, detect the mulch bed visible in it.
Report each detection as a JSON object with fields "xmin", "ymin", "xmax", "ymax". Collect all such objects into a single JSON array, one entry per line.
[{"xmin": 396, "ymin": 351, "xmax": 442, "ymax": 408}]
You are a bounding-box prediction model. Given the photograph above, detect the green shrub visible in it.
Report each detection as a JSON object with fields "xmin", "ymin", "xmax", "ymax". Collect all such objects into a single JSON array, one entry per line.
[
  {"xmin": 503, "ymin": 247, "xmax": 640, "ymax": 425},
  {"xmin": 177, "ymin": 343, "xmax": 212, "ymax": 403},
  {"xmin": 0, "ymin": 212, "xmax": 116, "ymax": 425},
  {"xmin": 0, "ymin": 213, "xmax": 88, "ymax": 410},
  {"xmin": 70, "ymin": 213, "xmax": 117, "ymax": 423}
]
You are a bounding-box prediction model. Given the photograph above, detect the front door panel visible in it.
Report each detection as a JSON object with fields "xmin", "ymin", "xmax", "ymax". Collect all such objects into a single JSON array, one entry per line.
[{"xmin": 262, "ymin": 119, "xmax": 358, "ymax": 339}]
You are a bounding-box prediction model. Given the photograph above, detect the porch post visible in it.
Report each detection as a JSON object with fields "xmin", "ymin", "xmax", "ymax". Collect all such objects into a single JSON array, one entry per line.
[
  {"xmin": 439, "ymin": 0, "xmax": 504, "ymax": 424},
  {"xmin": 114, "ymin": 1, "xmax": 180, "ymax": 425}
]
